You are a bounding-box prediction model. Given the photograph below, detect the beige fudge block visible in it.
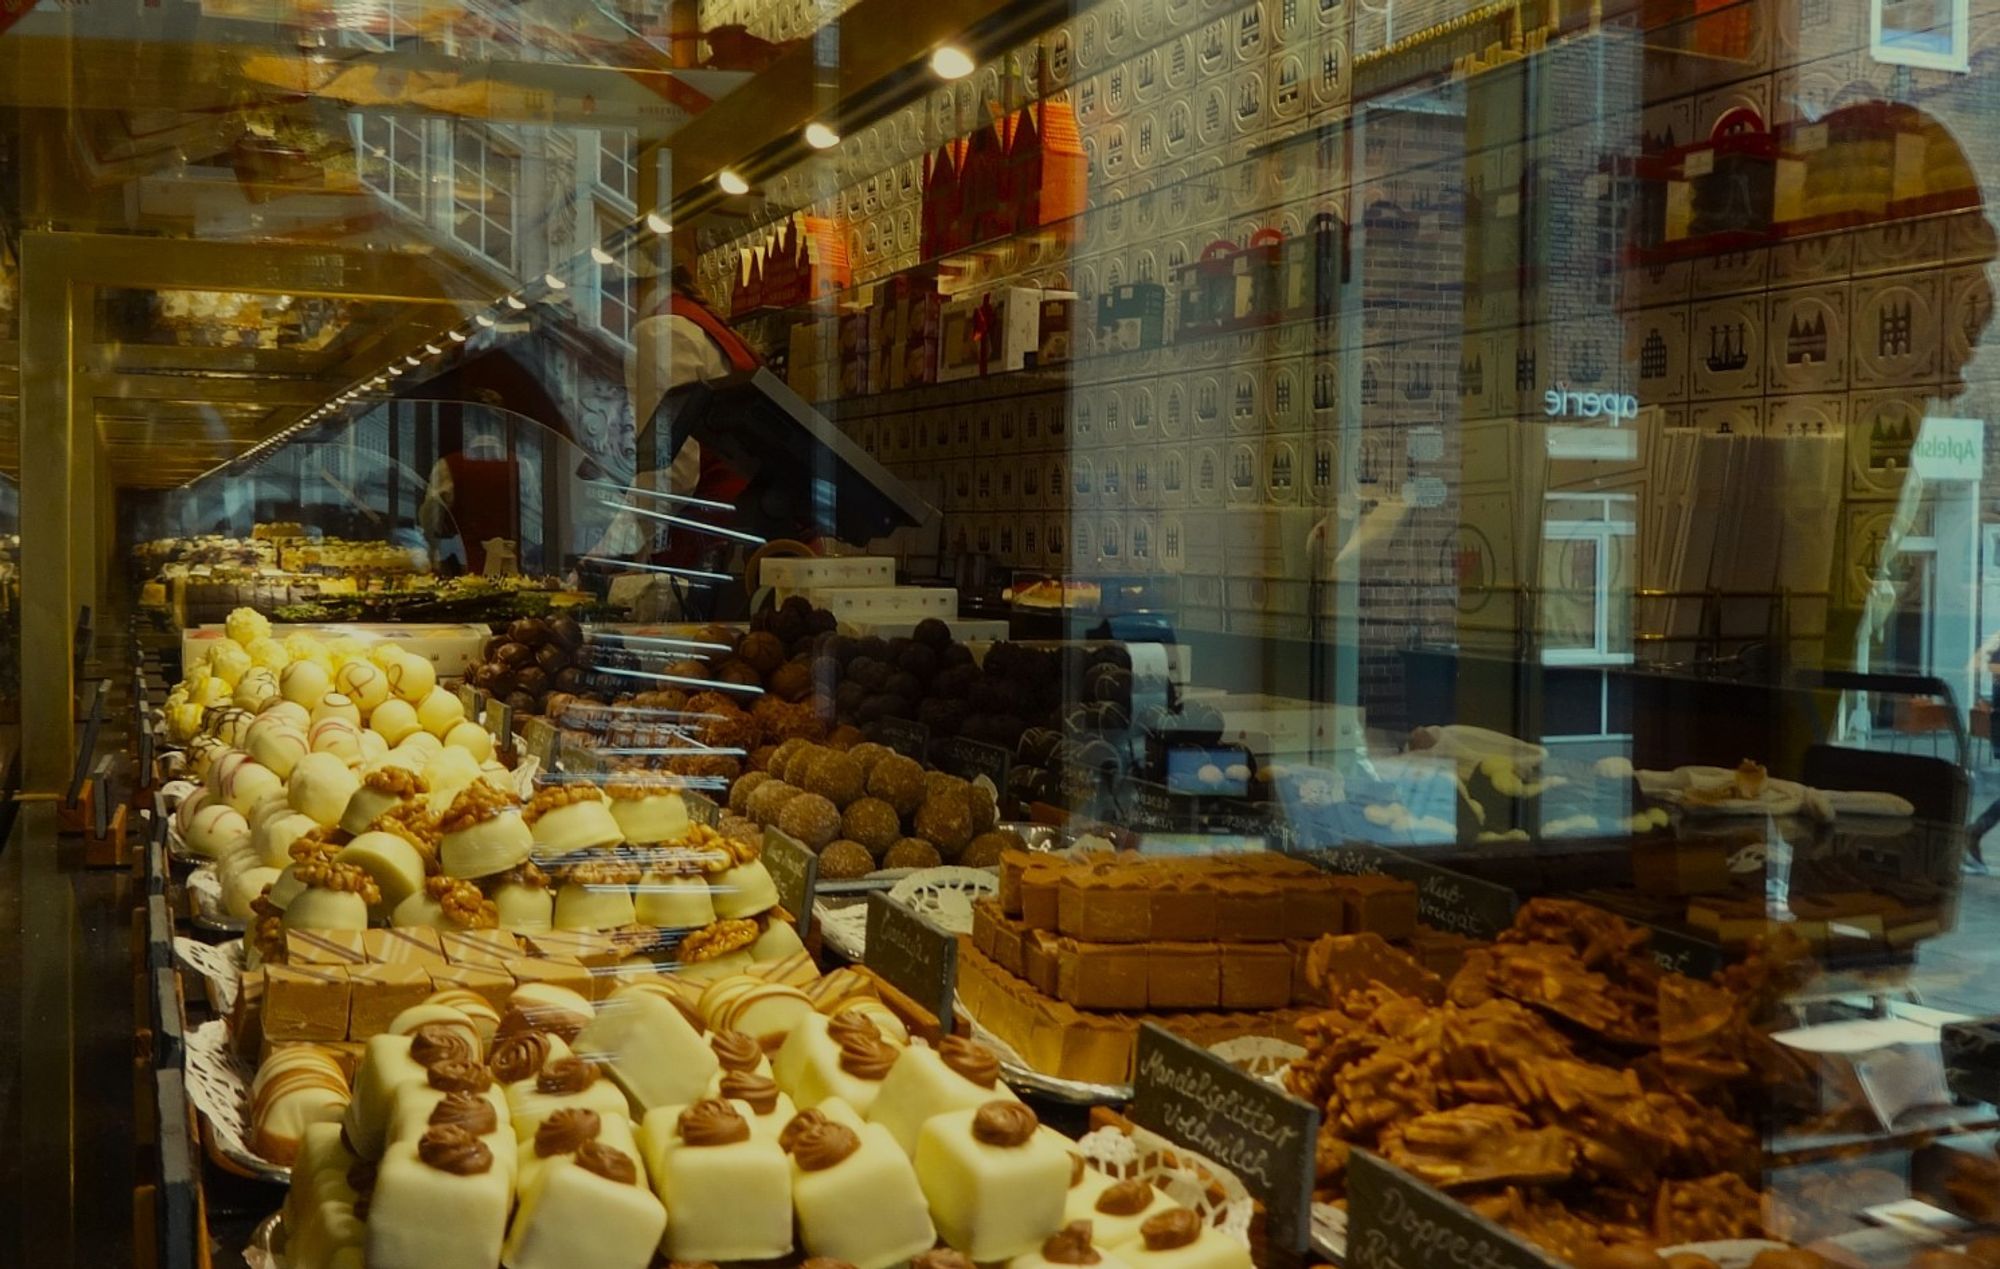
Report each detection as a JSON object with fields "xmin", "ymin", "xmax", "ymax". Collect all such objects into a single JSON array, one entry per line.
[
  {"xmin": 265, "ymin": 965, "xmax": 352, "ymax": 1042},
  {"xmin": 348, "ymin": 963, "xmax": 435, "ymax": 1040}
]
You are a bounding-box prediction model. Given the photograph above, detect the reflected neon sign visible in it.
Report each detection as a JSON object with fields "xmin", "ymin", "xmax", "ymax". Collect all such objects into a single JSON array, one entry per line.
[{"xmin": 1544, "ymin": 388, "xmax": 1638, "ymax": 421}]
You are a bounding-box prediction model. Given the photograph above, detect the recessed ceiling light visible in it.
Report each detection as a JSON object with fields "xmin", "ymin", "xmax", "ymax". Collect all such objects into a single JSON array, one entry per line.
[
  {"xmin": 804, "ymin": 122, "xmax": 841, "ymax": 149},
  {"xmin": 476, "ymin": 314, "xmax": 496, "ymax": 328},
  {"xmin": 424, "ymin": 343, "xmax": 443, "ymax": 355},
  {"xmin": 930, "ymin": 46, "xmax": 975, "ymax": 79},
  {"xmin": 388, "ymin": 365, "xmax": 404, "ymax": 376},
  {"xmin": 404, "ymin": 354, "xmax": 421, "ymax": 366},
  {"xmin": 590, "ymin": 245, "xmax": 616, "ymax": 266},
  {"xmin": 644, "ymin": 211, "xmax": 672, "ymax": 235},
  {"xmin": 504, "ymin": 294, "xmax": 528, "ymax": 311},
  {"xmin": 717, "ymin": 169, "xmax": 749, "ymax": 195},
  {"xmin": 448, "ymin": 330, "xmax": 468, "ymax": 342},
  {"xmin": 543, "ymin": 273, "xmax": 567, "ymax": 290}
]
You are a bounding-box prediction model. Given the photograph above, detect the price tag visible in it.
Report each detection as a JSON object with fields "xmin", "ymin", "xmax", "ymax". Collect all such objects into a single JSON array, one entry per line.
[
  {"xmin": 864, "ymin": 893, "xmax": 957, "ymax": 1033},
  {"xmin": 1644, "ymin": 922, "xmax": 1727, "ymax": 980},
  {"xmin": 1129, "ymin": 1025, "xmax": 1319, "ymax": 1253},
  {"xmin": 1122, "ymin": 778, "xmax": 1188, "ymax": 832},
  {"xmin": 482, "ymin": 699, "xmax": 514, "ymax": 747},
  {"xmin": 762, "ymin": 826, "xmax": 820, "ymax": 942},
  {"xmin": 684, "ymin": 790, "xmax": 722, "ymax": 828},
  {"xmin": 1941, "ymin": 1016, "xmax": 2000, "ymax": 1106},
  {"xmin": 458, "ymin": 683, "xmax": 486, "ymax": 721},
  {"xmin": 521, "ymin": 717, "xmax": 559, "ymax": 770},
  {"xmin": 874, "ymin": 715, "xmax": 931, "ymax": 761},
  {"xmin": 1307, "ymin": 845, "xmax": 1518, "ymax": 939},
  {"xmin": 1347, "ymin": 1150, "xmax": 1564, "ymax": 1269},
  {"xmin": 1060, "ymin": 759, "xmax": 1108, "ymax": 806},
  {"xmin": 932, "ymin": 734, "xmax": 1012, "ymax": 788},
  {"xmin": 1203, "ymin": 800, "xmax": 1289, "ymax": 849}
]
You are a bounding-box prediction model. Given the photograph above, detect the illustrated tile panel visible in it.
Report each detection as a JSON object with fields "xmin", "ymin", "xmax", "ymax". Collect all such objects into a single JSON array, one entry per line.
[
  {"xmin": 1844, "ymin": 389, "xmax": 1928, "ymax": 497},
  {"xmin": 1770, "ymin": 231, "xmax": 1853, "ymax": 286},
  {"xmin": 1768, "ymin": 392, "xmax": 1846, "ymax": 440},
  {"xmin": 1766, "ymin": 284, "xmax": 1851, "ymax": 393},
  {"xmin": 1457, "ymin": 335, "xmax": 1496, "ymax": 421},
  {"xmin": 1852, "ymin": 216, "xmax": 1945, "ymax": 278},
  {"xmin": 1690, "ymin": 294, "xmax": 1767, "ymax": 398},
  {"xmin": 1943, "ymin": 263, "xmax": 1999, "ymax": 382},
  {"xmin": 1850, "ymin": 272, "xmax": 1942, "ymax": 389},
  {"xmin": 1838, "ymin": 503, "xmax": 1898, "ymax": 606},
  {"xmin": 1688, "ymin": 396, "xmax": 1766, "ymax": 436},
  {"xmin": 1692, "ymin": 246, "xmax": 1771, "ymax": 299},
  {"xmin": 1694, "ymin": 75, "xmax": 1773, "ymax": 141},
  {"xmin": 1625, "ymin": 256, "xmax": 1693, "ymax": 308}
]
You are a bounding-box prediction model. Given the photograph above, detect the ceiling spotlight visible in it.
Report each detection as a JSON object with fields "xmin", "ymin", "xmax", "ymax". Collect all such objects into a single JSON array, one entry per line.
[
  {"xmin": 504, "ymin": 294, "xmax": 528, "ymax": 311},
  {"xmin": 804, "ymin": 122, "xmax": 841, "ymax": 150},
  {"xmin": 476, "ymin": 314, "xmax": 497, "ymax": 328},
  {"xmin": 717, "ymin": 169, "xmax": 749, "ymax": 195},
  {"xmin": 590, "ymin": 245, "xmax": 616, "ymax": 266},
  {"xmin": 448, "ymin": 330, "xmax": 468, "ymax": 342},
  {"xmin": 644, "ymin": 210, "xmax": 672, "ymax": 235},
  {"xmin": 405, "ymin": 354, "xmax": 421, "ymax": 366},
  {"xmin": 424, "ymin": 343, "xmax": 443, "ymax": 356},
  {"xmin": 388, "ymin": 365, "xmax": 404, "ymax": 376},
  {"xmin": 543, "ymin": 272, "xmax": 567, "ymax": 290},
  {"xmin": 930, "ymin": 45, "xmax": 975, "ymax": 79}
]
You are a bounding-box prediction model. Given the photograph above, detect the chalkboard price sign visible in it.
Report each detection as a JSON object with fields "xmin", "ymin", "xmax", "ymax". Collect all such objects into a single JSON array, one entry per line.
[
  {"xmin": 874, "ymin": 716, "xmax": 932, "ymax": 761},
  {"xmin": 1060, "ymin": 759, "xmax": 1108, "ymax": 806},
  {"xmin": 481, "ymin": 699, "xmax": 514, "ymax": 748},
  {"xmin": 457, "ymin": 684, "xmax": 487, "ymax": 723},
  {"xmin": 683, "ymin": 790, "xmax": 722, "ymax": 828},
  {"xmin": 1644, "ymin": 923, "xmax": 1727, "ymax": 980},
  {"xmin": 1307, "ymin": 845, "xmax": 1518, "ymax": 939},
  {"xmin": 1129, "ymin": 1024, "xmax": 1318, "ymax": 1253},
  {"xmin": 932, "ymin": 734, "xmax": 1012, "ymax": 788},
  {"xmin": 1942, "ymin": 1016, "xmax": 2000, "ymax": 1105},
  {"xmin": 521, "ymin": 717, "xmax": 559, "ymax": 770},
  {"xmin": 762, "ymin": 826, "xmax": 820, "ymax": 942},
  {"xmin": 864, "ymin": 893, "xmax": 958, "ymax": 1033},
  {"xmin": 1122, "ymin": 779, "xmax": 1188, "ymax": 832},
  {"xmin": 1347, "ymin": 1150, "xmax": 1564, "ymax": 1269}
]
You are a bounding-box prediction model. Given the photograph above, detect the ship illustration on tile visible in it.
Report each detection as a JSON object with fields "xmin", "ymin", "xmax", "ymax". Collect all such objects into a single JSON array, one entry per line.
[
  {"xmin": 1202, "ymin": 23, "xmax": 1224, "ymax": 64},
  {"xmin": 1197, "ymin": 381, "xmax": 1219, "ymax": 425},
  {"xmin": 1277, "ymin": 59, "xmax": 1302, "ymax": 110},
  {"xmin": 1165, "ymin": 522, "xmax": 1181, "ymax": 558},
  {"xmin": 1705, "ymin": 322, "xmax": 1749, "ymax": 372},
  {"xmin": 1786, "ymin": 311, "xmax": 1827, "ymax": 364},
  {"xmin": 1233, "ymin": 379, "xmax": 1255, "ymax": 421}
]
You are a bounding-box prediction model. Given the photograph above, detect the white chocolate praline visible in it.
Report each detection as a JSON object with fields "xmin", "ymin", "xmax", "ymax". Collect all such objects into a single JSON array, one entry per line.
[
  {"xmin": 1071, "ymin": 1175, "xmax": 1179, "ymax": 1249},
  {"xmin": 246, "ymin": 790, "xmax": 298, "ymax": 832},
  {"xmin": 266, "ymin": 864, "xmax": 306, "ymax": 911},
  {"xmin": 439, "ymin": 810, "xmax": 533, "ymax": 879},
  {"xmin": 223, "ymin": 865, "xmax": 282, "ymax": 920},
  {"xmin": 233, "ymin": 668, "xmax": 281, "ymax": 712},
  {"xmin": 632, "ymin": 872, "xmax": 716, "ymax": 928},
  {"xmin": 252, "ymin": 810, "xmax": 321, "ymax": 869},
  {"xmin": 262, "ymin": 700, "xmax": 313, "ymax": 730},
  {"xmin": 1116, "ymin": 1220, "xmax": 1252, "ymax": 1269},
  {"xmin": 383, "ymin": 1079, "xmax": 514, "ymax": 1167},
  {"xmin": 503, "ymin": 1137, "xmax": 667, "ymax": 1269},
  {"xmin": 651, "ymin": 1104, "xmax": 794, "ymax": 1262},
  {"xmin": 422, "ymin": 748, "xmax": 483, "ymax": 814},
  {"xmin": 385, "ymin": 652, "xmax": 437, "ymax": 703},
  {"xmin": 357, "ymin": 730, "xmax": 389, "ymax": 764},
  {"xmin": 391, "ymin": 890, "xmax": 452, "ymax": 928},
  {"xmin": 607, "ymin": 791, "xmax": 688, "ymax": 845},
  {"xmin": 514, "ymin": 1105, "xmax": 640, "ymax": 1198},
  {"xmin": 915, "ymin": 1103, "xmax": 1071, "ymax": 1261},
  {"xmin": 249, "ymin": 1045, "xmax": 351, "ymax": 1165},
  {"xmin": 343, "ymin": 1034, "xmax": 427, "ymax": 1160},
  {"xmin": 248, "ymin": 726, "xmax": 309, "ymax": 780},
  {"xmin": 711, "ymin": 858, "xmax": 781, "ymax": 918},
  {"xmin": 207, "ymin": 641, "xmax": 253, "ymax": 687},
  {"xmin": 529, "ymin": 795, "xmax": 624, "ymax": 854},
  {"xmin": 340, "ymin": 782, "xmax": 412, "ymax": 837},
  {"xmin": 281, "ymin": 660, "xmax": 332, "ymax": 710},
  {"xmin": 334, "ymin": 660, "xmax": 390, "ymax": 715},
  {"xmin": 222, "ymin": 760, "xmax": 285, "ymax": 813},
  {"xmin": 370, "ymin": 698, "xmax": 422, "ymax": 746},
  {"xmin": 397, "ymin": 730, "xmax": 444, "ymax": 762},
  {"xmin": 791, "ymin": 1119, "xmax": 939, "ymax": 1269},
  {"xmin": 285, "ymin": 1120, "xmax": 355, "ymax": 1231},
  {"xmin": 415, "ymin": 686, "xmax": 465, "ymax": 737},
  {"xmin": 868, "ymin": 1041, "xmax": 1021, "ymax": 1157},
  {"xmin": 186, "ymin": 803, "xmax": 250, "ymax": 859},
  {"xmin": 291, "ymin": 1199, "xmax": 366, "ymax": 1269},
  {"xmin": 387, "ymin": 1004, "xmax": 483, "ymax": 1052},
  {"xmin": 501, "ymin": 1062, "xmax": 629, "ymax": 1141},
  {"xmin": 752, "ymin": 915, "xmax": 807, "ymax": 962},
  {"xmin": 553, "ymin": 881, "xmax": 636, "ymax": 931},
  {"xmin": 309, "ymin": 718, "xmax": 363, "ymax": 763},
  {"xmin": 310, "ymin": 692, "xmax": 361, "ymax": 729},
  {"xmin": 443, "ymin": 719, "xmax": 494, "ymax": 761},
  {"xmin": 334, "ymin": 831, "xmax": 428, "ymax": 911},
  {"xmin": 573, "ymin": 991, "xmax": 719, "ymax": 1115},
  {"xmin": 703, "ymin": 979, "xmax": 815, "ymax": 1050},
  {"xmin": 492, "ymin": 881, "xmax": 554, "ymax": 932},
  {"xmin": 364, "ymin": 1135, "xmax": 511, "ymax": 1269},
  {"xmin": 284, "ymin": 886, "xmax": 371, "ymax": 933},
  {"xmin": 289, "ymin": 751, "xmax": 362, "ymax": 828}
]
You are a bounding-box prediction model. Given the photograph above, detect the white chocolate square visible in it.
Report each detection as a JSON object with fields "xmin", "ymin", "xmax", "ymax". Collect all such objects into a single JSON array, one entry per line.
[
  {"xmin": 503, "ymin": 1071, "xmax": 631, "ymax": 1142},
  {"xmin": 364, "ymin": 1140, "xmax": 511, "ymax": 1269},
  {"xmin": 792, "ymin": 1121, "xmax": 938, "ymax": 1269},
  {"xmin": 774, "ymin": 1016, "xmax": 893, "ymax": 1114},
  {"xmin": 285, "ymin": 1121, "xmax": 355, "ymax": 1229},
  {"xmin": 1119, "ymin": 1225, "xmax": 1253, "ymax": 1269},
  {"xmin": 771, "ymin": 1012, "xmax": 836, "ymax": 1097},
  {"xmin": 1011, "ymin": 1245, "xmax": 1137, "ymax": 1269},
  {"xmin": 384, "ymin": 1083, "xmax": 518, "ymax": 1186},
  {"xmin": 1072, "ymin": 1180, "xmax": 1179, "ymax": 1249},
  {"xmin": 868, "ymin": 1043, "xmax": 1021, "ymax": 1156},
  {"xmin": 501, "ymin": 1149, "xmax": 667, "ymax": 1269},
  {"xmin": 342, "ymin": 1034, "xmax": 426, "ymax": 1159},
  {"xmin": 635, "ymin": 1097, "xmax": 771, "ymax": 1185},
  {"xmin": 574, "ymin": 991, "xmax": 718, "ymax": 1114},
  {"xmin": 654, "ymin": 1134, "xmax": 794, "ymax": 1262},
  {"xmin": 915, "ymin": 1107, "xmax": 1072, "ymax": 1261},
  {"xmin": 290, "ymin": 1199, "xmax": 366, "ymax": 1269},
  {"xmin": 517, "ymin": 1110, "xmax": 639, "ymax": 1198}
]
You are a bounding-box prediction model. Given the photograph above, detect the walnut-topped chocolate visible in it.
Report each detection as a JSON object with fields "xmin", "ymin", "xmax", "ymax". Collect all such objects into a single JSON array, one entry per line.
[
  {"xmin": 437, "ymin": 782, "xmax": 521, "ymax": 834},
  {"xmin": 524, "ymin": 783, "xmax": 610, "ymax": 823}
]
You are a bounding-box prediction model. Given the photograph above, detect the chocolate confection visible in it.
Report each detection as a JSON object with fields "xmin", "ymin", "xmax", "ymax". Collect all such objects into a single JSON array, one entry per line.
[{"xmin": 265, "ymin": 965, "xmax": 353, "ymax": 1042}]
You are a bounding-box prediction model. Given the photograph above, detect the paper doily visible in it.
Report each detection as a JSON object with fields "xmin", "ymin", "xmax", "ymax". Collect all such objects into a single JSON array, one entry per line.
[
  {"xmin": 184, "ymin": 1019, "xmax": 298, "ymax": 1184},
  {"xmin": 1209, "ymin": 1035, "xmax": 1305, "ymax": 1081},
  {"xmin": 1074, "ymin": 1123, "xmax": 1254, "ymax": 1245},
  {"xmin": 174, "ymin": 936, "xmax": 245, "ymax": 1014},
  {"xmin": 816, "ymin": 865, "xmax": 999, "ymax": 960},
  {"xmin": 184, "ymin": 865, "xmax": 245, "ymax": 932}
]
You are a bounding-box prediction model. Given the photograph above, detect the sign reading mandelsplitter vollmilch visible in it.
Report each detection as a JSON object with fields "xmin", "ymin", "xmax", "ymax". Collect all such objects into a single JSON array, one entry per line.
[
  {"xmin": 1346, "ymin": 1150, "xmax": 1565, "ymax": 1269},
  {"xmin": 1129, "ymin": 1024, "xmax": 1319, "ymax": 1253}
]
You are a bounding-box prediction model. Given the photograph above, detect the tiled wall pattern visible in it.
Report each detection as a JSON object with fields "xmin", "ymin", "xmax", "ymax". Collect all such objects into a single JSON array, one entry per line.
[{"xmin": 697, "ymin": 0, "xmax": 2000, "ymax": 723}]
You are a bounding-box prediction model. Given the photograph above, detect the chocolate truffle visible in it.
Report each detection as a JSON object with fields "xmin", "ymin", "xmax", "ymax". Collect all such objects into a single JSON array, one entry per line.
[
  {"xmin": 730, "ymin": 771, "xmax": 774, "ymax": 816},
  {"xmin": 777, "ymin": 793, "xmax": 843, "ymax": 851},
  {"xmin": 882, "ymin": 838, "xmax": 942, "ymax": 870},
  {"xmin": 803, "ymin": 752, "xmax": 866, "ymax": 808},
  {"xmin": 819, "ymin": 839, "xmax": 875, "ymax": 880},
  {"xmin": 914, "ymin": 794, "xmax": 974, "ymax": 855},
  {"xmin": 960, "ymin": 831, "xmax": 1025, "ymax": 869},
  {"xmin": 847, "ymin": 744, "xmax": 893, "ymax": 779},
  {"xmin": 746, "ymin": 780, "xmax": 804, "ymax": 825},
  {"xmin": 842, "ymin": 798, "xmax": 902, "ymax": 856},
  {"xmin": 866, "ymin": 755, "xmax": 927, "ymax": 817}
]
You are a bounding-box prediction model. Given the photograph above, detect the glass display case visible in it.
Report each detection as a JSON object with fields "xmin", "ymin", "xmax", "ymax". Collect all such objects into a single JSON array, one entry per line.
[{"xmin": 2, "ymin": 0, "xmax": 1999, "ymax": 1266}]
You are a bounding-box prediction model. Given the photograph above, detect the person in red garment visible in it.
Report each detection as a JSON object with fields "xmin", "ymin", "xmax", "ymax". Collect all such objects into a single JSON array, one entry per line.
[{"xmin": 418, "ymin": 411, "xmax": 541, "ymax": 575}]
